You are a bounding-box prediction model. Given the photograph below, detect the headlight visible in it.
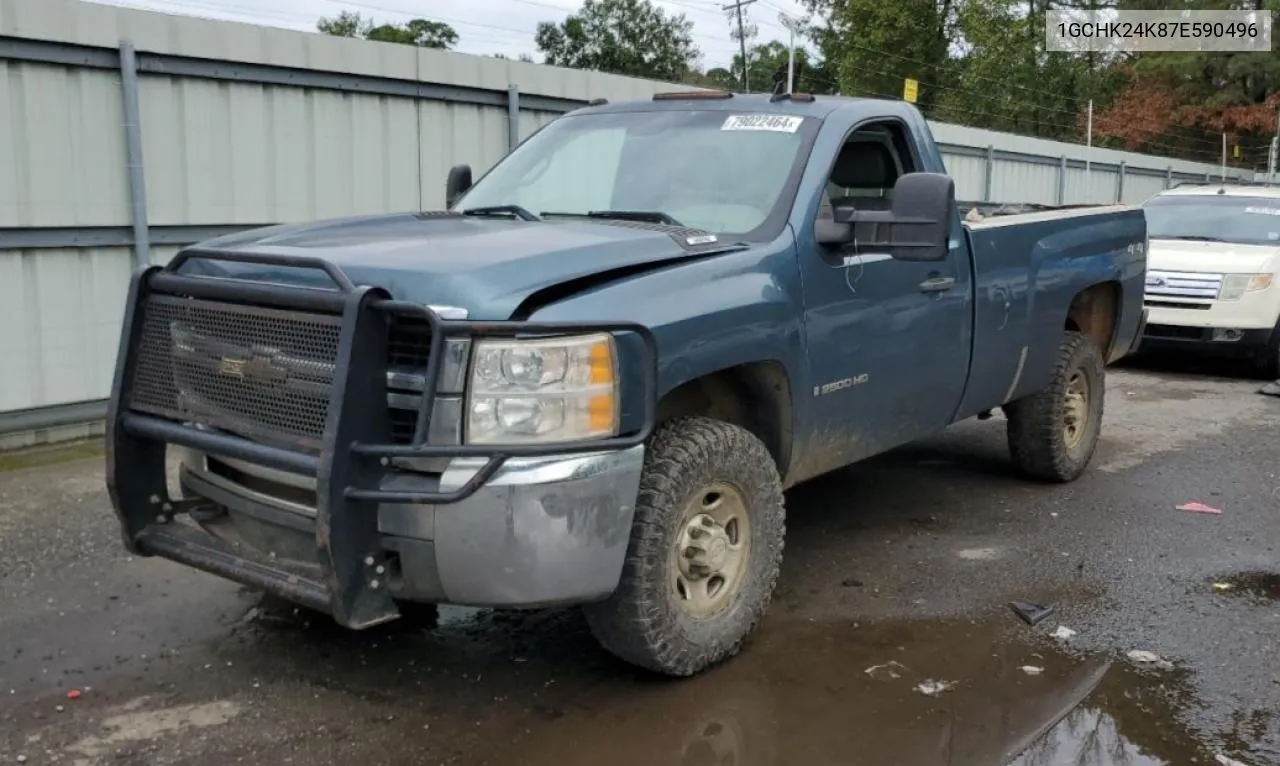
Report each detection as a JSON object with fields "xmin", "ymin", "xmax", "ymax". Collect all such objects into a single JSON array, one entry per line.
[
  {"xmin": 1219, "ymin": 273, "xmax": 1273, "ymax": 301},
  {"xmin": 465, "ymin": 333, "xmax": 618, "ymax": 444}
]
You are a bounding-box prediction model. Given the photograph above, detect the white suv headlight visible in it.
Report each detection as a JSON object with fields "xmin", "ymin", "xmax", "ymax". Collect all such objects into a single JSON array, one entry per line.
[
  {"xmin": 1219, "ymin": 273, "xmax": 1273, "ymax": 300},
  {"xmin": 465, "ymin": 333, "xmax": 619, "ymax": 445}
]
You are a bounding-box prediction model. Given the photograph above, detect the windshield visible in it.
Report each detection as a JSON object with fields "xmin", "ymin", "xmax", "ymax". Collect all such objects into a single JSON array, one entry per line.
[
  {"xmin": 1143, "ymin": 194, "xmax": 1280, "ymax": 247},
  {"xmin": 453, "ymin": 109, "xmax": 818, "ymax": 237}
]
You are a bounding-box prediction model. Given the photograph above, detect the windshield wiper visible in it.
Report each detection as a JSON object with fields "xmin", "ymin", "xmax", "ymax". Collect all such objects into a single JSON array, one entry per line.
[
  {"xmin": 542, "ymin": 210, "xmax": 684, "ymax": 226},
  {"xmin": 461, "ymin": 205, "xmax": 541, "ymax": 221}
]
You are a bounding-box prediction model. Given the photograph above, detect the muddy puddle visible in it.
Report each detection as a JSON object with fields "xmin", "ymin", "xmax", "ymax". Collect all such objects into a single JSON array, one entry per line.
[{"xmin": 164, "ymin": 598, "xmax": 1235, "ymax": 766}]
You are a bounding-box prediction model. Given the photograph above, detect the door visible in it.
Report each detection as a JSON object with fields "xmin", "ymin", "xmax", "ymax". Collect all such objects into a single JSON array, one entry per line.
[{"xmin": 796, "ymin": 120, "xmax": 972, "ymax": 473}]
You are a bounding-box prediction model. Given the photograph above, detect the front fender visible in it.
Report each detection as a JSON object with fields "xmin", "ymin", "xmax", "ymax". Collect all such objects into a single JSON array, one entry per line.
[{"xmin": 524, "ymin": 239, "xmax": 808, "ymax": 419}]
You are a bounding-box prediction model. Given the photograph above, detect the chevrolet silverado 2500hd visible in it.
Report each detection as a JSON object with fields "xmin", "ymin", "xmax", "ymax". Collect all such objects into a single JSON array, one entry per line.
[{"xmin": 105, "ymin": 91, "xmax": 1148, "ymax": 677}]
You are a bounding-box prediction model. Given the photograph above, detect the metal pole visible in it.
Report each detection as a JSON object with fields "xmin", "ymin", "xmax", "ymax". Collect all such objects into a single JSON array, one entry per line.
[
  {"xmin": 786, "ymin": 26, "xmax": 795, "ymax": 93},
  {"xmin": 1221, "ymin": 132, "xmax": 1227, "ymax": 181},
  {"xmin": 1057, "ymin": 155, "xmax": 1066, "ymax": 205},
  {"xmin": 1117, "ymin": 161, "xmax": 1126, "ymax": 203},
  {"xmin": 119, "ymin": 40, "xmax": 149, "ymax": 269},
  {"xmin": 1268, "ymin": 137, "xmax": 1278, "ymax": 186},
  {"xmin": 1085, "ymin": 99, "xmax": 1093, "ymax": 202},
  {"xmin": 983, "ymin": 145, "xmax": 994, "ymax": 202},
  {"xmin": 1272, "ymin": 105, "xmax": 1280, "ymax": 185},
  {"xmin": 506, "ymin": 84, "xmax": 519, "ymax": 152}
]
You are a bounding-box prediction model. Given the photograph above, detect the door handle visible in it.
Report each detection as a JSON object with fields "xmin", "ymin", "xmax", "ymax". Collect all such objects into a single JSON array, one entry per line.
[{"xmin": 919, "ymin": 276, "xmax": 955, "ymax": 293}]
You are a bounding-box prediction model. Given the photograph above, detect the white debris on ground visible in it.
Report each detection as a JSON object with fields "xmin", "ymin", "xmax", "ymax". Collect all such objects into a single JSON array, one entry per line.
[
  {"xmin": 1051, "ymin": 626, "xmax": 1077, "ymax": 640},
  {"xmin": 1215, "ymin": 754, "xmax": 1250, "ymax": 766},
  {"xmin": 914, "ymin": 680, "xmax": 954, "ymax": 697},
  {"xmin": 1127, "ymin": 650, "xmax": 1176, "ymax": 671},
  {"xmin": 1019, "ymin": 666, "xmax": 1044, "ymax": 676},
  {"xmin": 864, "ymin": 661, "xmax": 907, "ymax": 680}
]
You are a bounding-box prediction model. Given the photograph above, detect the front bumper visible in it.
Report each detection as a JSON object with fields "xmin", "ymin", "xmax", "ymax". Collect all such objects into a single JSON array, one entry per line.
[
  {"xmin": 105, "ymin": 250, "xmax": 656, "ymax": 628},
  {"xmin": 1139, "ymin": 323, "xmax": 1275, "ymax": 355},
  {"xmin": 177, "ymin": 446, "xmax": 645, "ymax": 608}
]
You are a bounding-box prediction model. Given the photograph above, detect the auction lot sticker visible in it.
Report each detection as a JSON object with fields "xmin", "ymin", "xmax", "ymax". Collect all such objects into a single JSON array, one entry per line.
[{"xmin": 721, "ymin": 114, "xmax": 805, "ymax": 133}]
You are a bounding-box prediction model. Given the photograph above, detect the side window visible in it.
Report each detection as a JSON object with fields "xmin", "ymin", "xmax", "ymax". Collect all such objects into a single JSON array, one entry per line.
[{"xmin": 825, "ymin": 121, "xmax": 917, "ymax": 208}]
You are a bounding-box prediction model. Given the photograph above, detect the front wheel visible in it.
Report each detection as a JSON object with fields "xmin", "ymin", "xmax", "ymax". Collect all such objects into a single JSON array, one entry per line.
[
  {"xmin": 583, "ymin": 416, "xmax": 786, "ymax": 677},
  {"xmin": 1004, "ymin": 331, "xmax": 1105, "ymax": 483},
  {"xmin": 1254, "ymin": 320, "xmax": 1280, "ymax": 380}
]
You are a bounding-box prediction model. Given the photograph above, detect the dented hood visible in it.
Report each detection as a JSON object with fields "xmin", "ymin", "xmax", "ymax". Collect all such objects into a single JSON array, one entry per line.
[{"xmin": 177, "ymin": 212, "xmax": 739, "ymax": 319}]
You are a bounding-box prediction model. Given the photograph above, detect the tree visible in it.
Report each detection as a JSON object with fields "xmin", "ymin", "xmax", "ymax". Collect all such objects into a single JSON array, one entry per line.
[
  {"xmin": 708, "ymin": 40, "xmax": 836, "ymax": 95},
  {"xmin": 316, "ymin": 11, "xmax": 459, "ymax": 49},
  {"xmin": 534, "ymin": 0, "xmax": 700, "ymax": 81},
  {"xmin": 802, "ymin": 0, "xmax": 962, "ymax": 111}
]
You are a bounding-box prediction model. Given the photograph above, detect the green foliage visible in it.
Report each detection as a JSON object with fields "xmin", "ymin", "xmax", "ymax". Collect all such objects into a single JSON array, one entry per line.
[
  {"xmin": 802, "ymin": 0, "xmax": 962, "ymax": 108},
  {"xmin": 533, "ymin": 0, "xmax": 700, "ymax": 81},
  {"xmin": 317, "ymin": 11, "xmax": 458, "ymax": 49},
  {"xmin": 709, "ymin": 40, "xmax": 838, "ymax": 94}
]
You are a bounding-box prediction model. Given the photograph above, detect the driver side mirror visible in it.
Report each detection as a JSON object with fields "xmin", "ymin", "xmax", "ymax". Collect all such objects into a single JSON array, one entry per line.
[
  {"xmin": 446, "ymin": 164, "xmax": 473, "ymax": 208},
  {"xmin": 815, "ymin": 172, "xmax": 955, "ymax": 262}
]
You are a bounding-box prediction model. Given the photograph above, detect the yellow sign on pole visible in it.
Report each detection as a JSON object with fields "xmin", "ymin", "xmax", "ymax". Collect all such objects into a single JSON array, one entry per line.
[
  {"xmin": 1233, "ymin": 144, "xmax": 1241, "ymax": 159},
  {"xmin": 903, "ymin": 77, "xmax": 919, "ymax": 104}
]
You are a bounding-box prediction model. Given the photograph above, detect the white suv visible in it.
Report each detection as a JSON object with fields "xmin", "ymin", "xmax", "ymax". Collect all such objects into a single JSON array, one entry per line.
[{"xmin": 1140, "ymin": 184, "xmax": 1280, "ymax": 376}]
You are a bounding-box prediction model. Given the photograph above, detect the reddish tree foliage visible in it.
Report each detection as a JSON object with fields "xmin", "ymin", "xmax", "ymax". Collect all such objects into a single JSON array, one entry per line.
[
  {"xmin": 1179, "ymin": 93, "xmax": 1280, "ymax": 134},
  {"xmin": 1090, "ymin": 78, "xmax": 1181, "ymax": 150}
]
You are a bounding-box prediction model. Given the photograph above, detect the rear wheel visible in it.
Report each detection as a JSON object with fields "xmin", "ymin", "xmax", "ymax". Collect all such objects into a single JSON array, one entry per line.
[
  {"xmin": 584, "ymin": 417, "xmax": 785, "ymax": 677},
  {"xmin": 1004, "ymin": 331, "xmax": 1105, "ymax": 482}
]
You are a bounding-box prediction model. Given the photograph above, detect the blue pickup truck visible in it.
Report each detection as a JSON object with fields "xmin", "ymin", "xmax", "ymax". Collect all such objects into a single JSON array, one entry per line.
[{"xmin": 104, "ymin": 91, "xmax": 1148, "ymax": 677}]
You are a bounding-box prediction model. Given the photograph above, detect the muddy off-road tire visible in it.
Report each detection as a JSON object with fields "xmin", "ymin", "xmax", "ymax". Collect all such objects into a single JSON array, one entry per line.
[
  {"xmin": 1004, "ymin": 331, "xmax": 1105, "ymax": 483},
  {"xmin": 583, "ymin": 416, "xmax": 785, "ymax": 677}
]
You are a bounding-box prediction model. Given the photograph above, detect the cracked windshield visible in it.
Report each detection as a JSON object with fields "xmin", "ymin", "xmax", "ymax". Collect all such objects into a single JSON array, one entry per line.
[{"xmin": 4, "ymin": 0, "xmax": 1280, "ymax": 765}]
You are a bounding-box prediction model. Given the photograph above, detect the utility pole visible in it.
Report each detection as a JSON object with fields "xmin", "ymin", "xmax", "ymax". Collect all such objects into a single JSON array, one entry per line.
[{"xmin": 722, "ymin": 0, "xmax": 756, "ymax": 92}]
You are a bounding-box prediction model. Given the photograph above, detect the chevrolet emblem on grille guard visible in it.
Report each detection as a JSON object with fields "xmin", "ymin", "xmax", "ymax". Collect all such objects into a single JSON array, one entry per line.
[{"xmin": 218, "ymin": 354, "xmax": 289, "ymax": 384}]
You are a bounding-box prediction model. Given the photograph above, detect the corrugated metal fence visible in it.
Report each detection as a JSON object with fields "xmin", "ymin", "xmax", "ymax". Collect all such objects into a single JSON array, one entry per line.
[{"xmin": 0, "ymin": 0, "xmax": 1246, "ymax": 448}]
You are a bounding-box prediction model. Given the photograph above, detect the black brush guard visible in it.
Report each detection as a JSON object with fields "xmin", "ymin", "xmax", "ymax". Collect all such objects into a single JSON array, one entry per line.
[{"xmin": 105, "ymin": 250, "xmax": 657, "ymax": 629}]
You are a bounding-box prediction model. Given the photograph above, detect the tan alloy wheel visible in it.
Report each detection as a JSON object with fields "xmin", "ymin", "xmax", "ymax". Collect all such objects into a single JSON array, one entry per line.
[
  {"xmin": 672, "ymin": 482, "xmax": 752, "ymax": 619},
  {"xmin": 1063, "ymin": 368, "xmax": 1090, "ymax": 449}
]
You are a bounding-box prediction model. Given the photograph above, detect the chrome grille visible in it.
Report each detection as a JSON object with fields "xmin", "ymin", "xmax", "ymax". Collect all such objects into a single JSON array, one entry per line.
[
  {"xmin": 1144, "ymin": 270, "xmax": 1222, "ymax": 301},
  {"xmin": 128, "ymin": 295, "xmax": 343, "ymax": 451}
]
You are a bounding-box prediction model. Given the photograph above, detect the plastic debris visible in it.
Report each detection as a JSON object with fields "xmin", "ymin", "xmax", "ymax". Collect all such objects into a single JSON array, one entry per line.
[
  {"xmin": 1009, "ymin": 601, "xmax": 1056, "ymax": 626},
  {"xmin": 1127, "ymin": 650, "xmax": 1175, "ymax": 670},
  {"xmin": 1177, "ymin": 501, "xmax": 1222, "ymax": 514},
  {"xmin": 1215, "ymin": 754, "xmax": 1249, "ymax": 766},
  {"xmin": 1213, "ymin": 582, "xmax": 1234, "ymax": 592},
  {"xmin": 915, "ymin": 680, "xmax": 954, "ymax": 696},
  {"xmin": 1020, "ymin": 665, "xmax": 1045, "ymax": 675},
  {"xmin": 1051, "ymin": 626, "xmax": 1077, "ymax": 640},
  {"xmin": 66, "ymin": 689, "xmax": 82, "ymax": 700},
  {"xmin": 864, "ymin": 661, "xmax": 907, "ymax": 680}
]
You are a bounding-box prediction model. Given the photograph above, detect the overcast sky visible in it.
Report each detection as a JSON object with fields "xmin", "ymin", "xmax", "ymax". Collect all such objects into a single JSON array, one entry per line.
[{"xmin": 84, "ymin": 0, "xmax": 817, "ymax": 70}]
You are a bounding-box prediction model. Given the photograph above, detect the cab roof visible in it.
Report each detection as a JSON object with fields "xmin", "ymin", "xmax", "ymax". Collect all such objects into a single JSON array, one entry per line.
[
  {"xmin": 567, "ymin": 91, "xmax": 923, "ymax": 123},
  {"xmin": 1153, "ymin": 183, "xmax": 1280, "ymax": 199}
]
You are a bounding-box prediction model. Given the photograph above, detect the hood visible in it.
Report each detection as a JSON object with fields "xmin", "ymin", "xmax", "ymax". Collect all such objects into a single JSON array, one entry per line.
[
  {"xmin": 177, "ymin": 212, "xmax": 742, "ymax": 319},
  {"xmin": 1148, "ymin": 238, "xmax": 1280, "ymax": 275}
]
